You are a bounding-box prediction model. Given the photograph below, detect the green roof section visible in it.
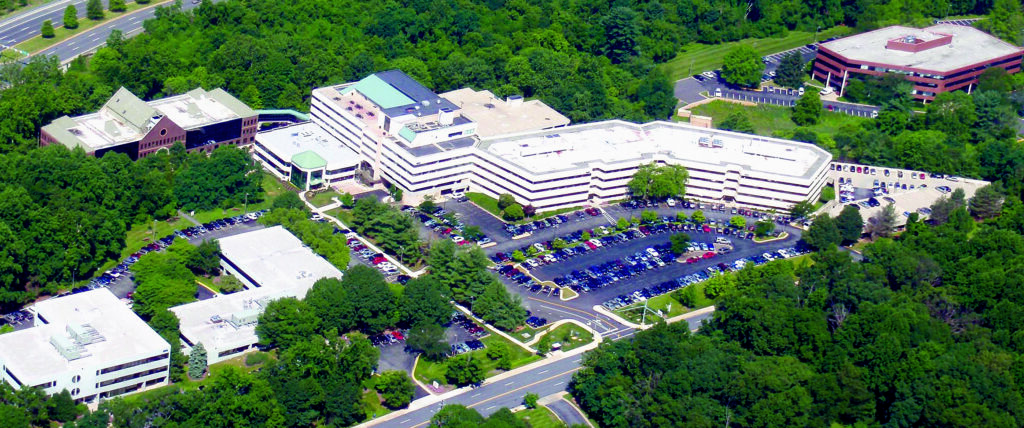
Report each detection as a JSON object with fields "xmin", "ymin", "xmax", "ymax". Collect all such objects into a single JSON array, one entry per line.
[
  {"xmin": 209, "ymin": 88, "xmax": 257, "ymax": 118},
  {"xmin": 41, "ymin": 116, "xmax": 85, "ymax": 149},
  {"xmin": 256, "ymin": 109, "xmax": 310, "ymax": 121},
  {"xmin": 343, "ymin": 74, "xmax": 414, "ymax": 109},
  {"xmin": 103, "ymin": 87, "xmax": 158, "ymax": 131},
  {"xmin": 291, "ymin": 150, "xmax": 327, "ymax": 170},
  {"xmin": 398, "ymin": 126, "xmax": 416, "ymax": 143}
]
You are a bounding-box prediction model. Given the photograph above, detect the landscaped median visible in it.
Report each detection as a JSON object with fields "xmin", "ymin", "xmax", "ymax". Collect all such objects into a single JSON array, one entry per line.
[
  {"xmin": 13, "ymin": 0, "xmax": 156, "ymax": 57},
  {"xmin": 412, "ymin": 330, "xmax": 541, "ymax": 390}
]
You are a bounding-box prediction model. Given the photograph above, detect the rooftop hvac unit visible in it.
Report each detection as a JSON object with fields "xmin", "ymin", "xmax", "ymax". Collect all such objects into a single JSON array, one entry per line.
[
  {"xmin": 712, "ymin": 139, "xmax": 724, "ymax": 148},
  {"xmin": 698, "ymin": 136, "xmax": 712, "ymax": 147}
]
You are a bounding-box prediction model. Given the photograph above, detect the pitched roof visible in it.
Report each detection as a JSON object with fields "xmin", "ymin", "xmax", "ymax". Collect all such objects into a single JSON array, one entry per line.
[
  {"xmin": 102, "ymin": 87, "xmax": 159, "ymax": 132},
  {"xmin": 291, "ymin": 150, "xmax": 327, "ymax": 169}
]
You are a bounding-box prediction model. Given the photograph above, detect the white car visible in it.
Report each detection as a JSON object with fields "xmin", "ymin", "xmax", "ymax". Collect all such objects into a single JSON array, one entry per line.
[
  {"xmin": 666, "ymin": 198, "xmax": 677, "ymax": 207},
  {"xmin": 589, "ymin": 239, "xmax": 603, "ymax": 248},
  {"xmin": 820, "ymin": 86, "xmax": 835, "ymax": 95},
  {"xmin": 451, "ymin": 235, "xmax": 465, "ymax": 243}
]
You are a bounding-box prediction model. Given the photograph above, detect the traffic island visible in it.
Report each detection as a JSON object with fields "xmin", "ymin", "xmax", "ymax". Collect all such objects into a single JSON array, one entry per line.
[{"xmin": 753, "ymin": 231, "xmax": 789, "ymax": 243}]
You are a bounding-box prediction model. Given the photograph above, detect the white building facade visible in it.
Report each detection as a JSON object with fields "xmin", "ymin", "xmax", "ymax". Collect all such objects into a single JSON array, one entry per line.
[{"xmin": 0, "ymin": 289, "xmax": 170, "ymax": 403}]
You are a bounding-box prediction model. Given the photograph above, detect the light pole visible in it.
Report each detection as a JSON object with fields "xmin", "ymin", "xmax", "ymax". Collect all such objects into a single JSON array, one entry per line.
[{"xmin": 244, "ymin": 193, "xmax": 249, "ymax": 214}]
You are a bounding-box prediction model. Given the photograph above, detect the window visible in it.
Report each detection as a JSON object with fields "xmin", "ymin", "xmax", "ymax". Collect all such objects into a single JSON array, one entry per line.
[
  {"xmin": 99, "ymin": 352, "xmax": 169, "ymax": 375},
  {"xmin": 159, "ymin": 128, "xmax": 167, "ymax": 136},
  {"xmin": 70, "ymin": 388, "xmax": 79, "ymax": 396},
  {"xmin": 72, "ymin": 375, "xmax": 80, "ymax": 383}
]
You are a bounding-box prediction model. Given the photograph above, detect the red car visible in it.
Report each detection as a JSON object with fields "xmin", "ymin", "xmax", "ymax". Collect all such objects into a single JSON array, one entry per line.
[
  {"xmin": 372, "ymin": 256, "xmax": 386, "ymax": 265},
  {"xmin": 585, "ymin": 242, "xmax": 597, "ymax": 250},
  {"xmin": 391, "ymin": 331, "xmax": 404, "ymax": 341},
  {"xmin": 703, "ymin": 252, "xmax": 716, "ymax": 259},
  {"xmin": 686, "ymin": 257, "xmax": 700, "ymax": 264},
  {"xmin": 702, "ymin": 225, "xmax": 711, "ymax": 233}
]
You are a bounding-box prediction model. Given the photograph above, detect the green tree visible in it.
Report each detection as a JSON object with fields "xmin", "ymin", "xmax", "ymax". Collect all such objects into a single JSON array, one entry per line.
[
  {"xmin": 719, "ymin": 111, "xmax": 755, "ymax": 133},
  {"xmin": 551, "ymin": 238, "xmax": 568, "ymax": 250},
  {"xmin": 40, "ymin": 20, "xmax": 54, "ymax": 38},
  {"xmin": 419, "ymin": 196, "xmax": 437, "ymax": 213},
  {"xmin": 188, "ymin": 342, "xmax": 208, "ymax": 379},
  {"xmin": 978, "ymin": 0, "xmax": 1024, "ymax": 44},
  {"xmin": 601, "ymin": 7, "xmax": 639, "ymax": 63},
  {"xmin": 340, "ymin": 192, "xmax": 355, "ymax": 208},
  {"xmin": 189, "ymin": 239, "xmax": 221, "ymax": 276},
  {"xmin": 925, "ymin": 91, "xmax": 976, "ymax": 141},
  {"xmin": 729, "ymin": 215, "xmax": 746, "ymax": 229},
  {"xmin": 774, "ymin": 52, "xmax": 805, "ymax": 88},
  {"xmin": 819, "ymin": 187, "xmax": 836, "ymax": 203},
  {"xmin": 536, "ymin": 333, "xmax": 553, "ymax": 356},
  {"xmin": 503, "ymin": 203, "xmax": 525, "ymax": 221},
  {"xmin": 271, "ymin": 192, "xmax": 306, "ymax": 211},
  {"xmin": 866, "ymin": 203, "xmax": 897, "ymax": 239},
  {"xmin": 85, "ymin": 0, "xmax": 103, "ymax": 19},
  {"xmin": 498, "ymin": 193, "xmax": 516, "ymax": 210},
  {"xmin": 835, "ymin": 205, "xmax": 864, "ymax": 245},
  {"xmin": 401, "ymin": 277, "xmax": 452, "ymax": 327},
  {"xmin": 511, "ymin": 250, "xmax": 526, "ymax": 262},
  {"xmin": 388, "ymin": 184, "xmax": 403, "ymax": 202},
  {"xmin": 376, "ymin": 371, "xmax": 415, "ymax": 409},
  {"xmin": 804, "ymin": 214, "xmax": 841, "ymax": 250},
  {"xmin": 445, "ymin": 354, "xmax": 484, "ymax": 386},
  {"xmin": 790, "ymin": 200, "xmax": 815, "ymax": 219},
  {"xmin": 255, "ymin": 297, "xmax": 319, "ymax": 351},
  {"xmin": 431, "ymin": 405, "xmax": 484, "ymax": 427},
  {"xmin": 130, "ymin": 250, "xmax": 196, "ymax": 318},
  {"xmin": 792, "ymin": 90, "xmax": 822, "ymax": 126},
  {"xmin": 755, "ymin": 219, "xmax": 775, "ymax": 237},
  {"xmin": 45, "ymin": 389, "xmax": 79, "ymax": 423},
  {"xmin": 486, "ymin": 342, "xmax": 512, "ymax": 370},
  {"xmin": 616, "ymin": 217, "xmax": 630, "ymax": 231},
  {"xmin": 407, "ymin": 322, "xmax": 449, "ymax": 361},
  {"xmin": 108, "ymin": 0, "xmax": 125, "ymax": 12},
  {"xmin": 472, "ymin": 281, "xmax": 526, "ymax": 331},
  {"xmin": 670, "ymin": 233, "xmax": 691, "ymax": 255},
  {"xmin": 218, "ymin": 275, "xmax": 244, "ymax": 293},
  {"xmin": 721, "ymin": 45, "xmax": 763, "ymax": 88},
  {"xmin": 691, "ymin": 210, "xmax": 706, "ymax": 224},
  {"xmin": 969, "ymin": 183, "xmax": 1005, "ymax": 219},
  {"xmin": 628, "ymin": 162, "xmax": 688, "ymax": 200},
  {"xmin": 523, "ymin": 392, "xmax": 539, "ymax": 409},
  {"xmin": 63, "ymin": 5, "xmax": 78, "ymax": 29},
  {"xmin": 641, "ymin": 210, "xmax": 659, "ymax": 224}
]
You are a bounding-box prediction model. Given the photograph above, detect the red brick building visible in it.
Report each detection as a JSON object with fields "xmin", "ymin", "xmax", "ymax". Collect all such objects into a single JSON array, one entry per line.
[
  {"xmin": 812, "ymin": 24, "xmax": 1024, "ymax": 101},
  {"xmin": 40, "ymin": 87, "xmax": 257, "ymax": 160}
]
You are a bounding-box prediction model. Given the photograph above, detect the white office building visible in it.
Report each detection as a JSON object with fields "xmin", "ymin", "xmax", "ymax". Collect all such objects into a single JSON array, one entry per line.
[
  {"xmin": 0, "ymin": 289, "xmax": 171, "ymax": 403},
  {"xmin": 170, "ymin": 226, "xmax": 343, "ymax": 365},
  {"xmin": 254, "ymin": 70, "xmax": 831, "ymax": 211},
  {"xmin": 253, "ymin": 122, "xmax": 361, "ymax": 191}
]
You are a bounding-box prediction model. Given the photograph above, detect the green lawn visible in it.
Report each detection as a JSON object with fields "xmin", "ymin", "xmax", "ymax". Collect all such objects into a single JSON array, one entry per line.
[
  {"xmin": 0, "ymin": 0, "xmax": 51, "ymax": 21},
  {"xmin": 614, "ymin": 293, "xmax": 686, "ymax": 324},
  {"xmin": 672, "ymin": 281, "xmax": 716, "ymax": 312},
  {"xmin": 466, "ymin": 192, "xmax": 586, "ymax": 225},
  {"xmin": 515, "ymin": 407, "xmax": 566, "ymax": 428},
  {"xmin": 689, "ymin": 100, "xmax": 869, "ymax": 138},
  {"xmin": 538, "ymin": 323, "xmax": 594, "ymax": 352},
  {"xmin": 414, "ymin": 329, "xmax": 541, "ymax": 386},
  {"xmin": 308, "ymin": 189, "xmax": 341, "ymax": 208},
  {"xmin": 17, "ymin": 2, "xmax": 148, "ymax": 54},
  {"xmin": 660, "ymin": 26, "xmax": 853, "ymax": 81},
  {"xmin": 195, "ymin": 276, "xmax": 217, "ymax": 293},
  {"xmin": 511, "ymin": 324, "xmax": 550, "ymax": 344},
  {"xmin": 327, "ymin": 207, "xmax": 356, "ymax": 226},
  {"xmin": 361, "ymin": 390, "xmax": 392, "ymax": 420}
]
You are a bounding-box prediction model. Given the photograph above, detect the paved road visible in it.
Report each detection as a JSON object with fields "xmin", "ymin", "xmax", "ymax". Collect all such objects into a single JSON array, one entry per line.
[
  {"xmin": 545, "ymin": 398, "xmax": 590, "ymax": 426},
  {"xmin": 0, "ymin": 0, "xmax": 124, "ymax": 48},
  {"xmin": 24, "ymin": 0, "xmax": 208, "ymax": 62}
]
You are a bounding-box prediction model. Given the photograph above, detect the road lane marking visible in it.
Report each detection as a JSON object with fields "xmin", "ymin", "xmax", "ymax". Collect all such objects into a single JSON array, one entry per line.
[
  {"xmin": 554, "ymin": 381, "xmax": 564, "ymax": 386},
  {"xmin": 471, "ymin": 392, "xmax": 481, "ymax": 398},
  {"xmin": 399, "ymin": 419, "xmax": 410, "ymax": 424},
  {"xmin": 503, "ymin": 381, "xmax": 514, "ymax": 386}
]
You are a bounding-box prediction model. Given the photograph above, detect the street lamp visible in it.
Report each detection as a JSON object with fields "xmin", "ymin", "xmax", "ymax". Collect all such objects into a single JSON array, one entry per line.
[{"xmin": 244, "ymin": 193, "xmax": 250, "ymax": 214}]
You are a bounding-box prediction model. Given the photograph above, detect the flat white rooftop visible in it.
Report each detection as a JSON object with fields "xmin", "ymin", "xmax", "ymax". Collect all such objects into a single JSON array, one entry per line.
[
  {"xmin": 820, "ymin": 24, "xmax": 1023, "ymax": 73},
  {"xmin": 171, "ymin": 226, "xmax": 342, "ymax": 353},
  {"xmin": 441, "ymin": 88, "xmax": 570, "ymax": 138},
  {"xmin": 149, "ymin": 88, "xmax": 254, "ymax": 131},
  {"xmin": 255, "ymin": 122, "xmax": 361, "ymax": 170},
  {"xmin": 477, "ymin": 120, "xmax": 831, "ymax": 180},
  {"xmin": 0, "ymin": 289, "xmax": 169, "ymax": 386}
]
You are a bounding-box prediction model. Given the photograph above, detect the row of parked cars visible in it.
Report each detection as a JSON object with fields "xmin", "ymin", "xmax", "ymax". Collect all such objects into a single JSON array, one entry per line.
[
  {"xmin": 502, "ymin": 209, "xmax": 604, "ymax": 237},
  {"xmin": 451, "ymin": 340, "xmax": 486, "ymax": 355},
  {"xmin": 602, "ymin": 244, "xmax": 811, "ymax": 310},
  {"xmin": 347, "ymin": 236, "xmax": 400, "ymax": 276},
  {"xmin": 452, "ymin": 314, "xmax": 487, "ymax": 338},
  {"xmin": 404, "ymin": 205, "xmax": 493, "ymax": 246},
  {"xmin": 553, "ymin": 243, "xmax": 678, "ymax": 294},
  {"xmin": 369, "ymin": 330, "xmax": 405, "ymax": 347},
  {"xmin": 70, "ymin": 211, "xmax": 266, "ymax": 297}
]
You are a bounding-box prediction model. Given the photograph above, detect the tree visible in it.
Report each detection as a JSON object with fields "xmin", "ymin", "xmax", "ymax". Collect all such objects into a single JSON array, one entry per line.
[
  {"xmin": 970, "ymin": 183, "xmax": 1005, "ymax": 219},
  {"xmin": 929, "ymin": 188, "xmax": 966, "ymax": 225},
  {"xmin": 271, "ymin": 192, "xmax": 306, "ymax": 211},
  {"xmin": 218, "ymin": 275, "xmax": 244, "ymax": 294},
  {"xmin": 755, "ymin": 219, "xmax": 775, "ymax": 237},
  {"xmin": 407, "ymin": 322, "xmax": 449, "ymax": 361},
  {"xmin": 40, "ymin": 20, "xmax": 54, "ymax": 38},
  {"xmin": 729, "ymin": 215, "xmax": 746, "ymax": 229},
  {"xmin": 536, "ymin": 333, "xmax": 553, "ymax": 356},
  {"xmin": 804, "ymin": 214, "xmax": 840, "ymax": 249},
  {"xmin": 445, "ymin": 354, "xmax": 484, "ymax": 386},
  {"xmin": 790, "ymin": 200, "xmax": 815, "ymax": 220},
  {"xmin": 978, "ymin": 0, "xmax": 1024, "ymax": 45},
  {"xmin": 691, "ymin": 210, "xmax": 706, "ymax": 224},
  {"xmin": 46, "ymin": 389, "xmax": 79, "ymax": 423},
  {"xmin": 108, "ymin": 0, "xmax": 125, "ymax": 12},
  {"xmin": 616, "ymin": 217, "xmax": 631, "ymax": 231},
  {"xmin": 775, "ymin": 52, "xmax": 805, "ymax": 88},
  {"xmin": 188, "ymin": 342, "xmax": 208, "ymax": 379},
  {"xmin": 190, "ymin": 239, "xmax": 221, "ymax": 276},
  {"xmin": 601, "ymin": 7, "xmax": 639, "ymax": 63},
  {"xmin": 641, "ymin": 210, "xmax": 659, "ymax": 224},
  {"xmin": 486, "ymin": 342, "xmax": 512, "ymax": 370},
  {"xmin": 551, "ymin": 238, "xmax": 568, "ymax": 250},
  {"xmin": 130, "ymin": 250, "xmax": 196, "ymax": 318},
  {"xmin": 376, "ymin": 371, "xmax": 414, "ymax": 409},
  {"xmin": 866, "ymin": 203, "xmax": 897, "ymax": 239},
  {"xmin": 498, "ymin": 193, "xmax": 516, "ymax": 210},
  {"xmin": 62, "ymin": 5, "xmax": 78, "ymax": 29},
  {"xmin": 472, "ymin": 281, "xmax": 526, "ymax": 331},
  {"xmin": 820, "ymin": 187, "xmax": 836, "ymax": 203},
  {"xmin": 511, "ymin": 250, "xmax": 526, "ymax": 262},
  {"xmin": 401, "ymin": 277, "xmax": 452, "ymax": 327},
  {"xmin": 431, "ymin": 405, "xmax": 484, "ymax": 427},
  {"xmin": 419, "ymin": 196, "xmax": 437, "ymax": 213},
  {"xmin": 523, "ymin": 392, "xmax": 539, "ymax": 409},
  {"xmin": 255, "ymin": 297, "xmax": 319, "ymax": 351},
  {"xmin": 721, "ymin": 45, "xmax": 763, "ymax": 88},
  {"xmin": 522, "ymin": 205, "xmax": 537, "ymax": 217},
  {"xmin": 340, "ymin": 192, "xmax": 355, "ymax": 208},
  {"xmin": 388, "ymin": 184, "xmax": 403, "ymax": 202},
  {"xmin": 341, "ymin": 265, "xmax": 396, "ymax": 333},
  {"xmin": 85, "ymin": 0, "xmax": 102, "ymax": 19},
  {"xmin": 835, "ymin": 205, "xmax": 864, "ymax": 245},
  {"xmin": 628, "ymin": 162, "xmax": 688, "ymax": 200},
  {"xmin": 503, "ymin": 203, "xmax": 524, "ymax": 221},
  {"xmin": 719, "ymin": 111, "xmax": 755, "ymax": 133},
  {"xmin": 670, "ymin": 233, "xmax": 691, "ymax": 255},
  {"xmin": 792, "ymin": 90, "xmax": 822, "ymax": 126}
]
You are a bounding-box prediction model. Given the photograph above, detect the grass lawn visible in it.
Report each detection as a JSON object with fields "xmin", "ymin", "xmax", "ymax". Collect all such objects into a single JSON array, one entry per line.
[
  {"xmin": 0, "ymin": 0, "xmax": 51, "ymax": 21},
  {"xmin": 787, "ymin": 253, "xmax": 816, "ymax": 268},
  {"xmin": 414, "ymin": 329, "xmax": 541, "ymax": 386},
  {"xmin": 327, "ymin": 207, "xmax": 356, "ymax": 226},
  {"xmin": 361, "ymin": 390, "xmax": 392, "ymax": 420},
  {"xmin": 511, "ymin": 325, "xmax": 550, "ymax": 343},
  {"xmin": 614, "ymin": 293, "xmax": 686, "ymax": 324},
  {"xmin": 17, "ymin": 2, "xmax": 148, "ymax": 54},
  {"xmin": 754, "ymin": 232, "xmax": 790, "ymax": 242},
  {"xmin": 689, "ymin": 100, "xmax": 868, "ymax": 138},
  {"xmin": 308, "ymin": 189, "xmax": 341, "ymax": 208},
  {"xmin": 195, "ymin": 276, "xmax": 217, "ymax": 293},
  {"xmin": 538, "ymin": 323, "xmax": 594, "ymax": 352},
  {"xmin": 466, "ymin": 192, "xmax": 585, "ymax": 225},
  {"xmin": 660, "ymin": 26, "xmax": 852, "ymax": 81},
  {"xmin": 515, "ymin": 407, "xmax": 566, "ymax": 428}
]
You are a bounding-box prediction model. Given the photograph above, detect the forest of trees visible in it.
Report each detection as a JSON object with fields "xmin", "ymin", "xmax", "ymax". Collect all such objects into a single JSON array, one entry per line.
[{"xmin": 571, "ymin": 197, "xmax": 1024, "ymax": 427}]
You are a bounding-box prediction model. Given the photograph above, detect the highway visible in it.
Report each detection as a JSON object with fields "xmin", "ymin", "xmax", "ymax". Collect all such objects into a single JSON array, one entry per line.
[
  {"xmin": 367, "ymin": 313, "xmax": 712, "ymax": 428},
  {"xmin": 0, "ymin": 0, "xmax": 206, "ymax": 63}
]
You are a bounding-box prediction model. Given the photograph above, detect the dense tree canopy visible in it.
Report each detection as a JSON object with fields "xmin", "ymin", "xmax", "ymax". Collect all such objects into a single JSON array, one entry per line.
[{"xmin": 627, "ymin": 162, "xmax": 688, "ymax": 201}]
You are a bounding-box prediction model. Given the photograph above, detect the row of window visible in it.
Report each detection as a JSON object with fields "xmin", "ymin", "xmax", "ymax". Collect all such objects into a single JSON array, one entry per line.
[
  {"xmin": 97, "ymin": 367, "xmax": 166, "ymax": 388},
  {"xmin": 98, "ymin": 352, "xmax": 168, "ymax": 375}
]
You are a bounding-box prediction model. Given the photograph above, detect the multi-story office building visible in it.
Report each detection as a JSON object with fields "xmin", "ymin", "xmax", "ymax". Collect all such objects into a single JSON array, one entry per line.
[
  {"xmin": 40, "ymin": 87, "xmax": 258, "ymax": 159},
  {"xmin": 170, "ymin": 226, "xmax": 342, "ymax": 365},
  {"xmin": 473, "ymin": 121, "xmax": 832, "ymax": 211},
  {"xmin": 253, "ymin": 122, "xmax": 361, "ymax": 191},
  {"xmin": 812, "ymin": 24, "xmax": 1023, "ymax": 101},
  {"xmin": 255, "ymin": 70, "xmax": 831, "ymax": 211},
  {"xmin": 0, "ymin": 289, "xmax": 171, "ymax": 403}
]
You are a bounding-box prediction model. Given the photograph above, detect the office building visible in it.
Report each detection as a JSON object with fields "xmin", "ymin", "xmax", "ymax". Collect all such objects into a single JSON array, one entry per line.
[
  {"xmin": 40, "ymin": 87, "xmax": 258, "ymax": 159},
  {"xmin": 813, "ymin": 24, "xmax": 1023, "ymax": 101},
  {"xmin": 0, "ymin": 289, "xmax": 171, "ymax": 403},
  {"xmin": 253, "ymin": 122, "xmax": 361, "ymax": 191},
  {"xmin": 170, "ymin": 226, "xmax": 342, "ymax": 365}
]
